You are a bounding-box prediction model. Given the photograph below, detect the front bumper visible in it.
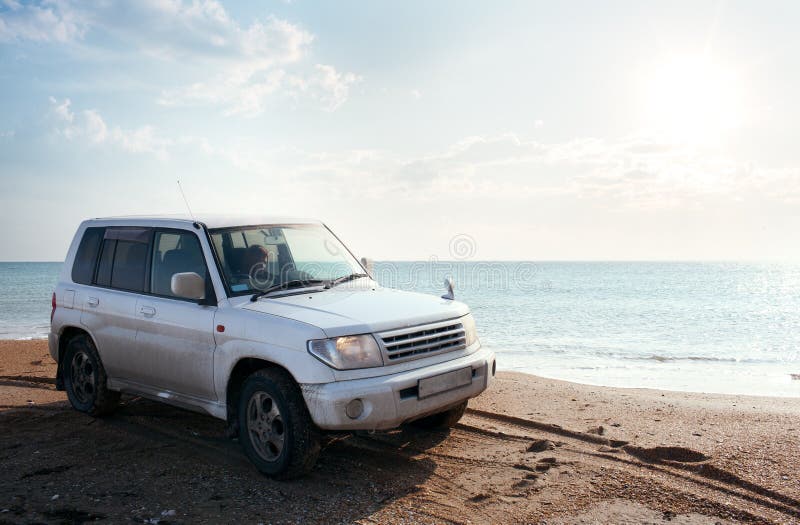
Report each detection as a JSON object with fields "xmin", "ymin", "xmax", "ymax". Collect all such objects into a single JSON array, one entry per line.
[{"xmin": 301, "ymin": 345, "xmax": 495, "ymax": 431}]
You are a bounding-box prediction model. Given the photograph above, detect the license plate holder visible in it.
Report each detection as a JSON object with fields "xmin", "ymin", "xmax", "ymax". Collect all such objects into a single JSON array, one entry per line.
[{"xmin": 417, "ymin": 367, "xmax": 473, "ymax": 399}]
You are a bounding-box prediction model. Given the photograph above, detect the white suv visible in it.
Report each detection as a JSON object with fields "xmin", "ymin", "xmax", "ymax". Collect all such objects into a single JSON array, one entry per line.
[{"xmin": 50, "ymin": 215, "xmax": 495, "ymax": 477}]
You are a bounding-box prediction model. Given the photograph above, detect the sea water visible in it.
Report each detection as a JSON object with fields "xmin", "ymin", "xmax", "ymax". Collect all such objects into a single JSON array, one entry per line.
[
  {"xmin": 0, "ymin": 262, "xmax": 61, "ymax": 340},
  {"xmin": 375, "ymin": 261, "xmax": 800, "ymax": 397},
  {"xmin": 1, "ymin": 261, "xmax": 798, "ymax": 397}
]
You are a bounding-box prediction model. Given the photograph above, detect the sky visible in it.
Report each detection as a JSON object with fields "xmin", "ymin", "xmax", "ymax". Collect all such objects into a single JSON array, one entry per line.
[{"xmin": 1, "ymin": 0, "xmax": 799, "ymax": 261}]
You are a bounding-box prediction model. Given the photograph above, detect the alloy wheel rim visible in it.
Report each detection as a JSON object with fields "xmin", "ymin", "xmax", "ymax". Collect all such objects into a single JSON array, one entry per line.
[
  {"xmin": 70, "ymin": 350, "xmax": 95, "ymax": 404},
  {"xmin": 246, "ymin": 391, "xmax": 285, "ymax": 462}
]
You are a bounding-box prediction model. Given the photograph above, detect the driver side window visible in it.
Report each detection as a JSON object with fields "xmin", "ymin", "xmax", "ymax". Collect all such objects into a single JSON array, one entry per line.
[{"xmin": 151, "ymin": 231, "xmax": 207, "ymax": 298}]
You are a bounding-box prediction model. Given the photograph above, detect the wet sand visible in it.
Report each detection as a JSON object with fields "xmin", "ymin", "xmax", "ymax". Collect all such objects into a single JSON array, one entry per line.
[{"xmin": 1, "ymin": 339, "xmax": 798, "ymax": 524}]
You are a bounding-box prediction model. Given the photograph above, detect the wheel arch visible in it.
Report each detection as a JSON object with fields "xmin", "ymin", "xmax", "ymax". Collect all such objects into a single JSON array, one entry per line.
[
  {"xmin": 55, "ymin": 326, "xmax": 95, "ymax": 390},
  {"xmin": 225, "ymin": 357, "xmax": 298, "ymax": 437}
]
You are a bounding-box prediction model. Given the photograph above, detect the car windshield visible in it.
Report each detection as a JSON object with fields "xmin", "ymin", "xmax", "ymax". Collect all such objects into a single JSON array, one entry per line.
[{"xmin": 209, "ymin": 224, "xmax": 365, "ymax": 295}]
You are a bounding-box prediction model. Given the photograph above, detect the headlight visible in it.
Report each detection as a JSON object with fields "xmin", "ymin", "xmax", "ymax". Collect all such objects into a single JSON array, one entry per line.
[
  {"xmin": 307, "ymin": 334, "xmax": 384, "ymax": 370},
  {"xmin": 462, "ymin": 314, "xmax": 479, "ymax": 346}
]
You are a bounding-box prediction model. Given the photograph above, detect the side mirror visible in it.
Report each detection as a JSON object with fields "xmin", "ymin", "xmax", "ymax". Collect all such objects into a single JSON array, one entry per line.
[
  {"xmin": 171, "ymin": 272, "xmax": 206, "ymax": 300},
  {"xmin": 360, "ymin": 257, "xmax": 374, "ymax": 277},
  {"xmin": 441, "ymin": 276, "xmax": 455, "ymax": 300}
]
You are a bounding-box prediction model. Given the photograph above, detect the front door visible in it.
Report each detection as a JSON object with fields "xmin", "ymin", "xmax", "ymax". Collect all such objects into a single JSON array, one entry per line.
[{"xmin": 133, "ymin": 229, "xmax": 217, "ymax": 400}]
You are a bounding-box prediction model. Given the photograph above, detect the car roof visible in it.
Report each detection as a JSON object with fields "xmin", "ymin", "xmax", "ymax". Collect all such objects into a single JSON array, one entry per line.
[{"xmin": 88, "ymin": 214, "xmax": 322, "ymax": 229}]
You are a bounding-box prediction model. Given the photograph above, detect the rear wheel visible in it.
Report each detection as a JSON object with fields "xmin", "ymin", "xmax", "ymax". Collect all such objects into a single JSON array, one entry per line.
[
  {"xmin": 411, "ymin": 400, "xmax": 468, "ymax": 430},
  {"xmin": 63, "ymin": 334, "xmax": 120, "ymax": 417},
  {"xmin": 237, "ymin": 368, "xmax": 320, "ymax": 479}
]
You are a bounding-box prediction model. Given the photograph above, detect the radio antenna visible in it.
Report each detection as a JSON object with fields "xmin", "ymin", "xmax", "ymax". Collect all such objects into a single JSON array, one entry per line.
[{"xmin": 176, "ymin": 179, "xmax": 195, "ymax": 221}]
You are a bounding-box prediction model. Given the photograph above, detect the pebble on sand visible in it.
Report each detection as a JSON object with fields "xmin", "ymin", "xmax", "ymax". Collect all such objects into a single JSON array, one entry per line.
[{"xmin": 528, "ymin": 440, "xmax": 556, "ymax": 452}]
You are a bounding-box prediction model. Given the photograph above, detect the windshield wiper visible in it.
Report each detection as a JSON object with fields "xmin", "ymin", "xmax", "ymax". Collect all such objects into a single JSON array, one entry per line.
[
  {"xmin": 326, "ymin": 273, "xmax": 369, "ymax": 288},
  {"xmin": 250, "ymin": 279, "xmax": 327, "ymax": 302}
]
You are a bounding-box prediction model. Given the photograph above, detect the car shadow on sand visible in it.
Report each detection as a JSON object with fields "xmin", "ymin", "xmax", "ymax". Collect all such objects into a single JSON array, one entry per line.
[{"xmin": 0, "ymin": 396, "xmax": 446, "ymax": 524}]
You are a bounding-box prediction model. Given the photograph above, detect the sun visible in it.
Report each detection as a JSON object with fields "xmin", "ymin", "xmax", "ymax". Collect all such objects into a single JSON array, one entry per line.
[{"xmin": 642, "ymin": 55, "xmax": 744, "ymax": 145}]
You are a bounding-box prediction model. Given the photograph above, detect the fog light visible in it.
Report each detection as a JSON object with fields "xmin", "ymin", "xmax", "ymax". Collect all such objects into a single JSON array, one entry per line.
[{"xmin": 345, "ymin": 399, "xmax": 364, "ymax": 419}]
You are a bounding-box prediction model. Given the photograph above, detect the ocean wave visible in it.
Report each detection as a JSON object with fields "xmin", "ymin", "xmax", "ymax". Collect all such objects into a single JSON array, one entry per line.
[
  {"xmin": 633, "ymin": 354, "xmax": 795, "ymax": 364},
  {"xmin": 639, "ymin": 355, "xmax": 738, "ymax": 363},
  {"xmin": 487, "ymin": 344, "xmax": 796, "ymax": 364}
]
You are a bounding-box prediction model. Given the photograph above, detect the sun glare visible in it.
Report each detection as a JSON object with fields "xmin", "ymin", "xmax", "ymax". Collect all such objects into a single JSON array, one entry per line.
[{"xmin": 642, "ymin": 55, "xmax": 744, "ymax": 145}]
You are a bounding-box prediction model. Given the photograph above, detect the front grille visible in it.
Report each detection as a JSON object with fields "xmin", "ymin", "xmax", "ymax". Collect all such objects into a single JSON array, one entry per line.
[{"xmin": 378, "ymin": 319, "xmax": 466, "ymax": 364}]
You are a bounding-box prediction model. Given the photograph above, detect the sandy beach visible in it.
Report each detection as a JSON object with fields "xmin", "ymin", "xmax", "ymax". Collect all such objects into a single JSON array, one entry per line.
[{"xmin": 1, "ymin": 339, "xmax": 798, "ymax": 524}]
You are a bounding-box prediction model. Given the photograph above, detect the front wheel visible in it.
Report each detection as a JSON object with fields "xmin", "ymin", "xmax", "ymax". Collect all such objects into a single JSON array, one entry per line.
[
  {"xmin": 63, "ymin": 334, "xmax": 120, "ymax": 417},
  {"xmin": 411, "ymin": 400, "xmax": 468, "ymax": 430},
  {"xmin": 237, "ymin": 368, "xmax": 320, "ymax": 479}
]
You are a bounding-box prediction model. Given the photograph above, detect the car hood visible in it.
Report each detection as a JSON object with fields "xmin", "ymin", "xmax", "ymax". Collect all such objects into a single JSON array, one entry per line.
[{"xmin": 241, "ymin": 284, "xmax": 470, "ymax": 337}]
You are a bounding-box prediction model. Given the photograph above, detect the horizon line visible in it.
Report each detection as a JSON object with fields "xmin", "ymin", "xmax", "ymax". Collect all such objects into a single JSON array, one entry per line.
[{"xmin": 2, "ymin": 259, "xmax": 799, "ymax": 264}]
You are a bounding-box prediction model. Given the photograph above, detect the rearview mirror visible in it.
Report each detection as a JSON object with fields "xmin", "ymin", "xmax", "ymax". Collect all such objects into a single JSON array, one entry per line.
[
  {"xmin": 171, "ymin": 272, "xmax": 205, "ymax": 300},
  {"xmin": 441, "ymin": 276, "xmax": 455, "ymax": 300}
]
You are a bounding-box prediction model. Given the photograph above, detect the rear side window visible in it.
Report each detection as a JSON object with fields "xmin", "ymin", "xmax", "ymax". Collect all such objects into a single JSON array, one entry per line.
[
  {"xmin": 71, "ymin": 227, "xmax": 104, "ymax": 284},
  {"xmin": 111, "ymin": 240, "xmax": 149, "ymax": 291},
  {"xmin": 93, "ymin": 228, "xmax": 151, "ymax": 292},
  {"xmin": 95, "ymin": 239, "xmax": 115, "ymax": 287}
]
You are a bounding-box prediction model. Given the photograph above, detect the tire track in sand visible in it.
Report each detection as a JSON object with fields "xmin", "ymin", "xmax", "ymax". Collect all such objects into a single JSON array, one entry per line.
[{"xmin": 461, "ymin": 408, "xmax": 800, "ymax": 522}]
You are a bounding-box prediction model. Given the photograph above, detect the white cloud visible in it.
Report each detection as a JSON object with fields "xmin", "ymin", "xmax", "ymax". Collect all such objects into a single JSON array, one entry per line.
[
  {"xmin": 4, "ymin": 1, "xmax": 359, "ymax": 115},
  {"xmin": 81, "ymin": 109, "xmax": 108, "ymax": 143},
  {"xmin": 49, "ymin": 96, "xmax": 74, "ymax": 123},
  {"xmin": 0, "ymin": 0, "xmax": 88, "ymax": 43},
  {"xmin": 50, "ymin": 97, "xmax": 170, "ymax": 159},
  {"xmin": 159, "ymin": 68, "xmax": 289, "ymax": 117},
  {"xmin": 159, "ymin": 62, "xmax": 360, "ymax": 116},
  {"xmin": 45, "ymin": 92, "xmax": 796, "ymax": 209},
  {"xmin": 194, "ymin": 132, "xmax": 800, "ymax": 209},
  {"xmin": 144, "ymin": 4, "xmax": 360, "ymax": 114},
  {"xmin": 288, "ymin": 64, "xmax": 361, "ymax": 112},
  {"xmin": 312, "ymin": 64, "xmax": 361, "ymax": 111}
]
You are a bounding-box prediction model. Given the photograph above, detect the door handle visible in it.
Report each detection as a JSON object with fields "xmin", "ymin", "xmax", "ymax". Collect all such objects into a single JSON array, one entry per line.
[
  {"xmin": 87, "ymin": 297, "xmax": 99, "ymax": 307},
  {"xmin": 139, "ymin": 306, "xmax": 156, "ymax": 317}
]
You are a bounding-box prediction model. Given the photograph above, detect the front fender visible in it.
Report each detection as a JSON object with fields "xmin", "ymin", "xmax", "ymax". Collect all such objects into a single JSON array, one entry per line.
[
  {"xmin": 212, "ymin": 308, "xmax": 336, "ymax": 402},
  {"xmin": 214, "ymin": 339, "xmax": 336, "ymax": 400}
]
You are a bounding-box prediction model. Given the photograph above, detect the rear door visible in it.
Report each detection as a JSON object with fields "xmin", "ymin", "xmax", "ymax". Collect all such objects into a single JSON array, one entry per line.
[
  {"xmin": 134, "ymin": 229, "xmax": 217, "ymax": 400},
  {"xmin": 80, "ymin": 227, "xmax": 151, "ymax": 381}
]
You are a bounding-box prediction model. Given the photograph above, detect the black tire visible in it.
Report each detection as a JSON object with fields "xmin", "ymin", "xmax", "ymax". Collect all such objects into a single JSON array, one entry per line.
[
  {"xmin": 237, "ymin": 368, "xmax": 320, "ymax": 479},
  {"xmin": 411, "ymin": 400, "xmax": 468, "ymax": 430},
  {"xmin": 63, "ymin": 334, "xmax": 120, "ymax": 417}
]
